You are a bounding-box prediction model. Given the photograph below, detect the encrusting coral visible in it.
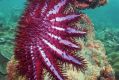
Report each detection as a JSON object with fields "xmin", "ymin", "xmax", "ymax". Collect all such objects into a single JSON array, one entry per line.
[
  {"xmin": 7, "ymin": 0, "xmax": 115, "ymax": 80},
  {"xmin": 95, "ymin": 26, "xmax": 119, "ymax": 79}
]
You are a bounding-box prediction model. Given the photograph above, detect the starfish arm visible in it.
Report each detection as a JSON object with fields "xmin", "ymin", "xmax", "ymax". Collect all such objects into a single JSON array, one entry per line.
[
  {"xmin": 14, "ymin": 45, "xmax": 44, "ymax": 80},
  {"xmin": 42, "ymin": 39, "xmax": 86, "ymax": 70},
  {"xmin": 37, "ymin": 45, "xmax": 66, "ymax": 80},
  {"xmin": 46, "ymin": 0, "xmax": 67, "ymax": 17}
]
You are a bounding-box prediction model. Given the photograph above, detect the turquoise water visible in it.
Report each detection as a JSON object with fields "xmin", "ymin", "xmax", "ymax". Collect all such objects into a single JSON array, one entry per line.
[
  {"xmin": 0, "ymin": 0, "xmax": 119, "ymax": 80},
  {"xmin": 85, "ymin": 0, "xmax": 119, "ymax": 28},
  {"xmin": 0, "ymin": 0, "xmax": 26, "ymax": 26}
]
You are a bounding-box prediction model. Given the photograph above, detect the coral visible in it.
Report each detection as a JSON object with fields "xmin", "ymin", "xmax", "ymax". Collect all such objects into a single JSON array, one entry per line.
[
  {"xmin": 7, "ymin": 56, "xmax": 19, "ymax": 80},
  {"xmin": 95, "ymin": 27, "xmax": 119, "ymax": 79},
  {"xmin": 108, "ymin": 51, "xmax": 119, "ymax": 79},
  {"xmin": 0, "ymin": 27, "xmax": 14, "ymax": 60},
  {"xmin": 0, "ymin": 22, "xmax": 16, "ymax": 79},
  {"xmin": 0, "ymin": 52, "xmax": 8, "ymax": 80},
  {"xmin": 98, "ymin": 65, "xmax": 115, "ymax": 80}
]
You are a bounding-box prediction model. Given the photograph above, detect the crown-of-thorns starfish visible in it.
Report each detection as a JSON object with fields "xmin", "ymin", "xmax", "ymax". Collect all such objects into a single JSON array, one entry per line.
[{"xmin": 15, "ymin": 0, "xmax": 87, "ymax": 80}]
